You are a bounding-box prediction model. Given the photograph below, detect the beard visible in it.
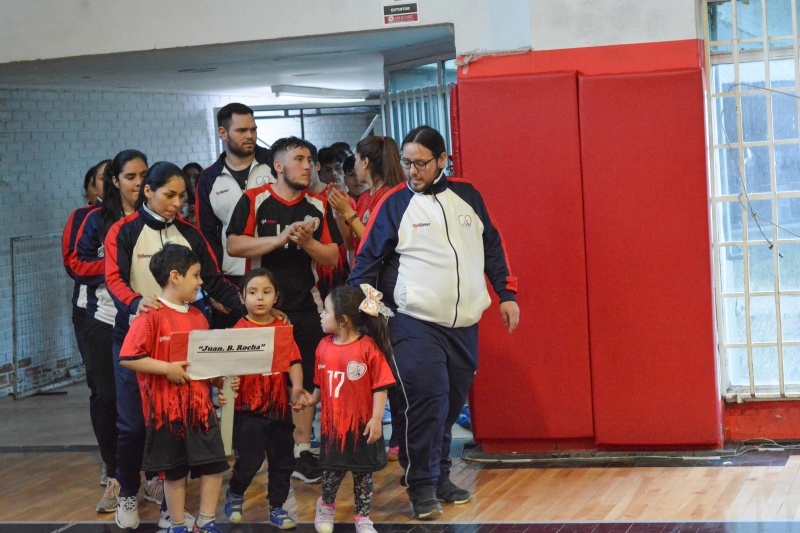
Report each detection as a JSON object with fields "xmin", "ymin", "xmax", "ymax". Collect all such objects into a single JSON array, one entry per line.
[
  {"xmin": 227, "ymin": 139, "xmax": 255, "ymax": 158},
  {"xmin": 284, "ymin": 169, "xmax": 310, "ymax": 191}
]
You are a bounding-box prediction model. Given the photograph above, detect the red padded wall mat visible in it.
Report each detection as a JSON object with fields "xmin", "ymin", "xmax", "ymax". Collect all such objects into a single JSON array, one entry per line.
[
  {"xmin": 456, "ymin": 73, "xmax": 594, "ymax": 441},
  {"xmin": 579, "ymin": 69, "xmax": 721, "ymax": 447}
]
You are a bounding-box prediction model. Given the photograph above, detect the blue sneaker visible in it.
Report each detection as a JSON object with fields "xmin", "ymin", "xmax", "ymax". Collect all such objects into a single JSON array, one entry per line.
[
  {"xmin": 382, "ymin": 403, "xmax": 392, "ymax": 425},
  {"xmin": 193, "ymin": 520, "xmax": 222, "ymax": 533},
  {"xmin": 456, "ymin": 405, "xmax": 471, "ymax": 429},
  {"xmin": 168, "ymin": 526, "xmax": 189, "ymax": 533},
  {"xmin": 269, "ymin": 507, "xmax": 297, "ymax": 529},
  {"xmin": 224, "ymin": 486, "xmax": 244, "ymax": 523}
]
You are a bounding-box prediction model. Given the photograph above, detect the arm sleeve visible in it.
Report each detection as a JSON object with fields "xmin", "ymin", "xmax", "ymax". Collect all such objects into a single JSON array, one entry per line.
[
  {"xmin": 70, "ymin": 210, "xmax": 105, "ymax": 285},
  {"xmin": 472, "ymin": 188, "xmax": 518, "ymax": 302},
  {"xmin": 104, "ymin": 220, "xmax": 143, "ymax": 314},
  {"xmin": 367, "ymin": 341, "xmax": 396, "ymax": 391},
  {"xmin": 226, "ymin": 194, "xmax": 255, "ymax": 238},
  {"xmin": 347, "ymin": 194, "xmax": 401, "ymax": 288},
  {"xmin": 185, "ymin": 223, "xmax": 244, "ymax": 314},
  {"xmin": 195, "ymin": 173, "xmax": 224, "ymax": 265},
  {"xmin": 119, "ymin": 312, "xmax": 156, "ymax": 360},
  {"xmin": 62, "ymin": 210, "xmax": 76, "ymax": 278}
]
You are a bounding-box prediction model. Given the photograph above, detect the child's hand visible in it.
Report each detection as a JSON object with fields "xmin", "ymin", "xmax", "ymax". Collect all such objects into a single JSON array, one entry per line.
[
  {"xmin": 216, "ymin": 376, "xmax": 240, "ymax": 406},
  {"xmin": 289, "ymin": 388, "xmax": 304, "ymax": 409},
  {"xmin": 363, "ymin": 417, "xmax": 383, "ymax": 445},
  {"xmin": 165, "ymin": 361, "xmax": 191, "ymax": 384}
]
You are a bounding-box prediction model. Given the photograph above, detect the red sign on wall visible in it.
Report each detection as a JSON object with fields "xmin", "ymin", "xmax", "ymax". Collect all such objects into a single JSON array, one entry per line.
[{"xmin": 383, "ymin": 2, "xmax": 419, "ymax": 25}]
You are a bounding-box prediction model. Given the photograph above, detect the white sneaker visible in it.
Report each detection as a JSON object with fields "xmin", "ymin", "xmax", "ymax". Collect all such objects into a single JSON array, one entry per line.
[
  {"xmin": 95, "ymin": 477, "xmax": 119, "ymax": 513},
  {"xmin": 144, "ymin": 476, "xmax": 164, "ymax": 506},
  {"xmin": 354, "ymin": 516, "xmax": 377, "ymax": 533},
  {"xmin": 159, "ymin": 508, "xmax": 196, "ymax": 529},
  {"xmin": 314, "ymin": 497, "xmax": 335, "ymax": 533},
  {"xmin": 115, "ymin": 496, "xmax": 140, "ymax": 529}
]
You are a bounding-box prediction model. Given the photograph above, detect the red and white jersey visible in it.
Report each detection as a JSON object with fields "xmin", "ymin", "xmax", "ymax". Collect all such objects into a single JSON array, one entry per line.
[
  {"xmin": 233, "ymin": 317, "xmax": 302, "ymax": 423},
  {"xmin": 314, "ymin": 335, "xmax": 395, "ymax": 471},
  {"xmin": 120, "ymin": 302, "xmax": 215, "ymax": 434}
]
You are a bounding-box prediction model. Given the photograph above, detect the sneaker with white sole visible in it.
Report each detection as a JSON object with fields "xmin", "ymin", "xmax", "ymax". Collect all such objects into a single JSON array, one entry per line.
[
  {"xmin": 269, "ymin": 507, "xmax": 297, "ymax": 529},
  {"xmin": 193, "ymin": 519, "xmax": 223, "ymax": 532},
  {"xmin": 224, "ymin": 486, "xmax": 244, "ymax": 523},
  {"xmin": 115, "ymin": 495, "xmax": 140, "ymax": 529},
  {"xmin": 407, "ymin": 484, "xmax": 442, "ymax": 520},
  {"xmin": 159, "ymin": 508, "xmax": 196, "ymax": 529},
  {"xmin": 144, "ymin": 476, "xmax": 164, "ymax": 506},
  {"xmin": 436, "ymin": 478, "xmax": 472, "ymax": 504},
  {"xmin": 354, "ymin": 515, "xmax": 377, "ymax": 533},
  {"xmin": 292, "ymin": 451, "xmax": 322, "ymax": 483},
  {"xmin": 314, "ymin": 497, "xmax": 335, "ymax": 533},
  {"xmin": 95, "ymin": 477, "xmax": 119, "ymax": 513}
]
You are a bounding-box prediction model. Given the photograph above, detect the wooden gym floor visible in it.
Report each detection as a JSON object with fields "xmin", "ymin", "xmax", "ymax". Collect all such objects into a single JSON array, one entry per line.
[{"xmin": 3, "ymin": 383, "xmax": 800, "ymax": 532}]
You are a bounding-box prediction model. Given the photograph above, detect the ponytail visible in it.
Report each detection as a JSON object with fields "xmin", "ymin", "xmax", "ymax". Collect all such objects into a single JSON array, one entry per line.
[{"xmin": 355, "ymin": 136, "xmax": 404, "ymax": 188}]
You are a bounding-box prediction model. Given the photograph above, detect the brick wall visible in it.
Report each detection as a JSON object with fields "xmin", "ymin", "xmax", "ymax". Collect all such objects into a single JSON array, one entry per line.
[{"xmin": 0, "ymin": 87, "xmax": 382, "ymax": 397}]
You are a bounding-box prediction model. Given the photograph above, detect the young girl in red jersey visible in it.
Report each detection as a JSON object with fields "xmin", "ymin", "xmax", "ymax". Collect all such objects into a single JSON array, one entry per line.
[
  {"xmin": 224, "ymin": 268, "xmax": 305, "ymax": 529},
  {"xmin": 306, "ymin": 284, "xmax": 396, "ymax": 533}
]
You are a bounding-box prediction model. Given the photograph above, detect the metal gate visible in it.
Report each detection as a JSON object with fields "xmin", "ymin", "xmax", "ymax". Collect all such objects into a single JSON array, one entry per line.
[
  {"xmin": 383, "ymin": 84, "xmax": 455, "ymax": 153},
  {"xmin": 11, "ymin": 233, "xmax": 84, "ymax": 398}
]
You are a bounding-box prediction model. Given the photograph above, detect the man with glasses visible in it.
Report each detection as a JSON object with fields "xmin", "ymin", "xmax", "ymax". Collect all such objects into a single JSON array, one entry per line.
[{"xmin": 349, "ymin": 126, "xmax": 520, "ymax": 520}]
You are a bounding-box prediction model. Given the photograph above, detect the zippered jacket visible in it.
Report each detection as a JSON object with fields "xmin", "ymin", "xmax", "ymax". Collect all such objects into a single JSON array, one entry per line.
[
  {"xmin": 348, "ymin": 174, "xmax": 517, "ymax": 329},
  {"xmin": 104, "ymin": 205, "xmax": 242, "ymax": 344},
  {"xmin": 195, "ymin": 146, "xmax": 273, "ymax": 276}
]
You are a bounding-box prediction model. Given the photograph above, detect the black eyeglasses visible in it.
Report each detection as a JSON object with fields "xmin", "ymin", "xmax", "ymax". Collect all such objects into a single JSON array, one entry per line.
[{"xmin": 399, "ymin": 157, "xmax": 435, "ymax": 170}]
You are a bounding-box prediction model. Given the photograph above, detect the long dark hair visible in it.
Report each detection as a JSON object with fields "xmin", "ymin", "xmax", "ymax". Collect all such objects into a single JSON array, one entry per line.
[
  {"xmin": 329, "ymin": 285, "xmax": 393, "ymax": 364},
  {"xmin": 98, "ymin": 150, "xmax": 147, "ymax": 239},
  {"xmin": 401, "ymin": 126, "xmax": 447, "ymax": 159},
  {"xmin": 355, "ymin": 136, "xmax": 404, "ymax": 188},
  {"xmin": 136, "ymin": 161, "xmax": 185, "ymax": 210}
]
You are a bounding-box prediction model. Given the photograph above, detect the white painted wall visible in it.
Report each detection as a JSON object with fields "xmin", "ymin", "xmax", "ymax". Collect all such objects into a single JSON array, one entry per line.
[
  {"xmin": 530, "ymin": 0, "xmax": 702, "ymax": 50},
  {"xmin": 0, "ymin": 0, "xmax": 532, "ymax": 63}
]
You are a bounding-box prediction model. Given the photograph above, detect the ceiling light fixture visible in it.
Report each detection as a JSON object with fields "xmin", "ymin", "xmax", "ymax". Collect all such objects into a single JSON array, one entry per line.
[{"xmin": 271, "ymin": 84, "xmax": 369, "ymax": 103}]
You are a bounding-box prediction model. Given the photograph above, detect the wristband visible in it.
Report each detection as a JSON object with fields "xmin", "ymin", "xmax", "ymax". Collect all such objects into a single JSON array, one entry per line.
[{"xmin": 344, "ymin": 213, "xmax": 358, "ymax": 226}]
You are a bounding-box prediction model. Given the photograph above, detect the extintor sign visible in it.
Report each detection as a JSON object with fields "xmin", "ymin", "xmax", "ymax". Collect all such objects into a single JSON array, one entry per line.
[{"xmin": 383, "ymin": 1, "xmax": 419, "ymax": 25}]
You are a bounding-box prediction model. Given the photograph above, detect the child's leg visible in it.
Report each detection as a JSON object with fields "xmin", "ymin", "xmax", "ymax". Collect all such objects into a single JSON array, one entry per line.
[
  {"xmin": 164, "ymin": 477, "xmax": 187, "ymax": 525},
  {"xmin": 198, "ymin": 472, "xmax": 224, "ymax": 518},
  {"xmin": 321, "ymin": 470, "xmax": 347, "ymax": 505},
  {"xmin": 265, "ymin": 420, "xmax": 296, "ymax": 509},
  {"xmin": 229, "ymin": 413, "xmax": 268, "ymax": 497},
  {"xmin": 352, "ymin": 472, "xmax": 375, "ymax": 517}
]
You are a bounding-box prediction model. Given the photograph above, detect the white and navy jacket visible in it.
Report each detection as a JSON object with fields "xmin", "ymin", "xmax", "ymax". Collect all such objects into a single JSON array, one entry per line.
[
  {"xmin": 195, "ymin": 146, "xmax": 273, "ymax": 278},
  {"xmin": 104, "ymin": 205, "xmax": 243, "ymax": 345},
  {"xmin": 349, "ymin": 174, "xmax": 517, "ymax": 329},
  {"xmin": 62, "ymin": 204, "xmax": 99, "ymax": 312}
]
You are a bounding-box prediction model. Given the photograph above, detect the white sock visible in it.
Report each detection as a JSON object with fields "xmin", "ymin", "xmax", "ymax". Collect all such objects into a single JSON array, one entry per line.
[{"xmin": 294, "ymin": 443, "xmax": 311, "ymax": 458}]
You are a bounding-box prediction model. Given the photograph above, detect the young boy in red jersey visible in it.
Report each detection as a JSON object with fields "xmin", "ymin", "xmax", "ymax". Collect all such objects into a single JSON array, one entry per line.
[{"xmin": 119, "ymin": 244, "xmax": 229, "ymax": 533}]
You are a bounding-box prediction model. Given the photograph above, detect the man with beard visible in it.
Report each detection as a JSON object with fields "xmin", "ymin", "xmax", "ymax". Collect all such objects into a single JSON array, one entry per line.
[
  {"xmin": 227, "ymin": 136, "xmax": 342, "ymax": 485},
  {"xmin": 196, "ymin": 103, "xmax": 273, "ymax": 328}
]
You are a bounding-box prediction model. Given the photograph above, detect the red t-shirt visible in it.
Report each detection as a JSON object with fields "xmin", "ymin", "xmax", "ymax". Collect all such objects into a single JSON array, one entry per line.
[
  {"xmin": 233, "ymin": 316, "xmax": 302, "ymax": 422},
  {"xmin": 314, "ymin": 335, "xmax": 395, "ymax": 471},
  {"xmin": 353, "ymin": 186, "xmax": 391, "ymax": 251},
  {"xmin": 120, "ymin": 304, "xmax": 213, "ymax": 433}
]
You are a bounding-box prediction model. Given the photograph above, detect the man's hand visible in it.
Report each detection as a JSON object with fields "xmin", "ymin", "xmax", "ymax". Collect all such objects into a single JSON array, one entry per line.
[
  {"xmin": 289, "ymin": 221, "xmax": 314, "ymax": 247},
  {"xmin": 499, "ymin": 301, "xmax": 520, "ymax": 333}
]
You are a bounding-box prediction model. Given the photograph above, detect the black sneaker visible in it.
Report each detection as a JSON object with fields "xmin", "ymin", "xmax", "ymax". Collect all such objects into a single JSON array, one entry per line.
[
  {"xmin": 436, "ymin": 478, "xmax": 472, "ymax": 504},
  {"xmin": 291, "ymin": 451, "xmax": 322, "ymax": 483},
  {"xmin": 407, "ymin": 485, "xmax": 442, "ymax": 520}
]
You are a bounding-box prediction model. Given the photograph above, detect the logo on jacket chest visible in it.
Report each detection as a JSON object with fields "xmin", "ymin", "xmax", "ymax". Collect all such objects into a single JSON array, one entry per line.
[{"xmin": 458, "ymin": 215, "xmax": 472, "ymax": 230}]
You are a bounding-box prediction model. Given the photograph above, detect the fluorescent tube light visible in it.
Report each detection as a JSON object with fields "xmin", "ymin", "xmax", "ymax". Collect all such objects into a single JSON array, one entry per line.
[{"xmin": 271, "ymin": 84, "xmax": 369, "ymax": 103}]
